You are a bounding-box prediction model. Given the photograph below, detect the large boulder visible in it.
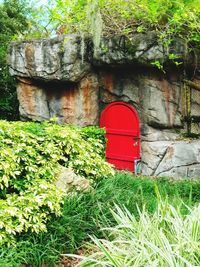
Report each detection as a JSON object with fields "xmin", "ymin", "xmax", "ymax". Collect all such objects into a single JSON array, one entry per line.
[
  {"xmin": 91, "ymin": 32, "xmax": 199, "ymax": 68},
  {"xmin": 141, "ymin": 141, "xmax": 173, "ymax": 176},
  {"xmin": 9, "ymin": 33, "xmax": 199, "ymax": 81},
  {"xmin": 8, "ymin": 33, "xmax": 200, "ymax": 179},
  {"xmin": 9, "ymin": 35, "xmax": 91, "ymax": 82},
  {"xmin": 142, "ymin": 140, "xmax": 200, "ymax": 178}
]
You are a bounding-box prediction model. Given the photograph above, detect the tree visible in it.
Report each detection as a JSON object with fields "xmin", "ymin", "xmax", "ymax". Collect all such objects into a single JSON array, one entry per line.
[
  {"xmin": 48, "ymin": 0, "xmax": 200, "ymax": 58},
  {"xmin": 0, "ymin": 0, "xmax": 30, "ymax": 120}
]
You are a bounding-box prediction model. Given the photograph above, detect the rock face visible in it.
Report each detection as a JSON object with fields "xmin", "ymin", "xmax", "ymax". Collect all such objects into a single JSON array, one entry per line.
[
  {"xmin": 92, "ymin": 32, "xmax": 186, "ymax": 66},
  {"xmin": 9, "ymin": 35, "xmax": 91, "ymax": 82},
  {"xmin": 99, "ymin": 71, "xmax": 182, "ymax": 129},
  {"xmin": 8, "ymin": 33, "xmax": 200, "ymax": 179},
  {"xmin": 141, "ymin": 140, "xmax": 200, "ymax": 179},
  {"xmin": 17, "ymin": 75, "xmax": 99, "ymax": 125},
  {"xmin": 9, "ymin": 33, "xmax": 199, "ymax": 81},
  {"xmin": 56, "ymin": 167, "xmax": 91, "ymax": 192}
]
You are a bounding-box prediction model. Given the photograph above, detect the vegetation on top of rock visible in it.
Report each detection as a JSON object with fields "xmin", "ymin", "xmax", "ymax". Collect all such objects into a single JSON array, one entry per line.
[{"xmin": 48, "ymin": 0, "xmax": 200, "ymax": 54}]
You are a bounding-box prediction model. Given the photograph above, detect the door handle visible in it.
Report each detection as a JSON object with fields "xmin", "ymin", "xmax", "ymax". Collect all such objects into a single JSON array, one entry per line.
[{"xmin": 133, "ymin": 140, "xmax": 138, "ymax": 146}]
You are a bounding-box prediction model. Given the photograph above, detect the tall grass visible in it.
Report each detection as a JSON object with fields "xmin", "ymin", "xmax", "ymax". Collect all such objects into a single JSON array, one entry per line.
[
  {"xmin": 79, "ymin": 201, "xmax": 200, "ymax": 266},
  {"xmin": 0, "ymin": 172, "xmax": 199, "ymax": 266}
]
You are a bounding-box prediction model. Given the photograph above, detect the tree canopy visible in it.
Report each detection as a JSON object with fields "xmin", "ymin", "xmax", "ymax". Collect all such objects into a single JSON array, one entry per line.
[
  {"xmin": 0, "ymin": 0, "xmax": 31, "ymax": 119},
  {"xmin": 48, "ymin": 0, "xmax": 200, "ymax": 46}
]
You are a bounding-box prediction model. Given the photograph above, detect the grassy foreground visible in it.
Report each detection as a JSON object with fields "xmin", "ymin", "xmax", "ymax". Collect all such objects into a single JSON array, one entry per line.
[
  {"xmin": 0, "ymin": 172, "xmax": 199, "ymax": 266},
  {"xmin": 80, "ymin": 201, "xmax": 200, "ymax": 266}
]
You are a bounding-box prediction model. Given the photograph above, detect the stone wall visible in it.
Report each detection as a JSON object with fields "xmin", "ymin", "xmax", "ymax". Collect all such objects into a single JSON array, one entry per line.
[{"xmin": 8, "ymin": 33, "xmax": 200, "ymax": 179}]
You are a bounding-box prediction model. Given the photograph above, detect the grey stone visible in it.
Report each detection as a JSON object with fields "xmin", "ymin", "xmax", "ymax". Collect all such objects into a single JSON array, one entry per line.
[
  {"xmin": 92, "ymin": 32, "xmax": 194, "ymax": 67},
  {"xmin": 9, "ymin": 33, "xmax": 199, "ymax": 81},
  {"xmin": 100, "ymin": 72, "xmax": 140, "ymax": 105},
  {"xmin": 142, "ymin": 140, "xmax": 200, "ymax": 179},
  {"xmin": 155, "ymin": 141, "xmax": 198, "ymax": 176},
  {"xmin": 141, "ymin": 125, "xmax": 180, "ymax": 141},
  {"xmin": 156, "ymin": 164, "xmax": 200, "ymax": 179},
  {"xmin": 56, "ymin": 167, "xmax": 91, "ymax": 192},
  {"xmin": 141, "ymin": 79, "xmax": 182, "ymax": 128},
  {"xmin": 141, "ymin": 141, "xmax": 172, "ymax": 175},
  {"xmin": 9, "ymin": 35, "xmax": 91, "ymax": 82},
  {"xmin": 17, "ymin": 75, "xmax": 99, "ymax": 126},
  {"xmin": 141, "ymin": 162, "xmax": 153, "ymax": 176},
  {"xmin": 187, "ymin": 165, "xmax": 200, "ymax": 179}
]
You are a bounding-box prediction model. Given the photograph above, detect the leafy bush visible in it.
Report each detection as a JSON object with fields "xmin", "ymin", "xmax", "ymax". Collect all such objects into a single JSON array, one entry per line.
[
  {"xmin": 79, "ymin": 201, "xmax": 200, "ymax": 266},
  {"xmin": 0, "ymin": 120, "xmax": 113, "ymax": 246},
  {"xmin": 79, "ymin": 126, "xmax": 106, "ymax": 157},
  {"xmin": 0, "ymin": 181, "xmax": 64, "ymax": 246}
]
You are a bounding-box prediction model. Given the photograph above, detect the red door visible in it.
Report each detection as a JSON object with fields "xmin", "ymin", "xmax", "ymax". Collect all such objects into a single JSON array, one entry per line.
[{"xmin": 100, "ymin": 102, "xmax": 140, "ymax": 172}]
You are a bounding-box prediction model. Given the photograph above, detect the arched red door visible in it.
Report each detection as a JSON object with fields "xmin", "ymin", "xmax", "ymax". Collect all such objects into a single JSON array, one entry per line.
[{"xmin": 100, "ymin": 102, "xmax": 140, "ymax": 172}]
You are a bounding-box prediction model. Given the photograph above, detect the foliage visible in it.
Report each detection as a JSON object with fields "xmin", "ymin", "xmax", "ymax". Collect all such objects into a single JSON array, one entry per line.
[
  {"xmin": 0, "ymin": 0, "xmax": 50, "ymax": 120},
  {"xmin": 0, "ymin": 181, "xmax": 64, "ymax": 246},
  {"xmin": 0, "ymin": 0, "xmax": 33, "ymax": 120},
  {"xmin": 80, "ymin": 201, "xmax": 200, "ymax": 266},
  {"xmin": 1, "ymin": 0, "xmax": 199, "ymax": 118},
  {"xmin": 0, "ymin": 172, "xmax": 199, "ymax": 266},
  {"xmin": 79, "ymin": 126, "xmax": 106, "ymax": 157},
  {"xmin": 0, "ymin": 120, "xmax": 113, "ymax": 246},
  {"xmin": 48, "ymin": 0, "xmax": 200, "ymax": 53}
]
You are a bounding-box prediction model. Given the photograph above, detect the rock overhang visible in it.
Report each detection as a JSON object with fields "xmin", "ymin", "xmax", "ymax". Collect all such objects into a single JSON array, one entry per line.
[
  {"xmin": 8, "ymin": 32, "xmax": 199, "ymax": 83},
  {"xmin": 8, "ymin": 34, "xmax": 91, "ymax": 82}
]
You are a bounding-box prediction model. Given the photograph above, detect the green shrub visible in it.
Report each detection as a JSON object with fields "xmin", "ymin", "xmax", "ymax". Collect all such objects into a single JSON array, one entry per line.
[
  {"xmin": 79, "ymin": 201, "xmax": 200, "ymax": 266},
  {"xmin": 0, "ymin": 120, "xmax": 113, "ymax": 246},
  {"xmin": 79, "ymin": 126, "xmax": 106, "ymax": 157}
]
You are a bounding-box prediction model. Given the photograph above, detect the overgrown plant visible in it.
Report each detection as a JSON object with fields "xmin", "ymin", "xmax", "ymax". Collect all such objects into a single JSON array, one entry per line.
[
  {"xmin": 48, "ymin": 0, "xmax": 200, "ymax": 55},
  {"xmin": 0, "ymin": 120, "xmax": 113, "ymax": 246},
  {"xmin": 0, "ymin": 0, "xmax": 30, "ymax": 120},
  {"xmin": 0, "ymin": 172, "xmax": 199, "ymax": 266},
  {"xmin": 79, "ymin": 200, "xmax": 200, "ymax": 266}
]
